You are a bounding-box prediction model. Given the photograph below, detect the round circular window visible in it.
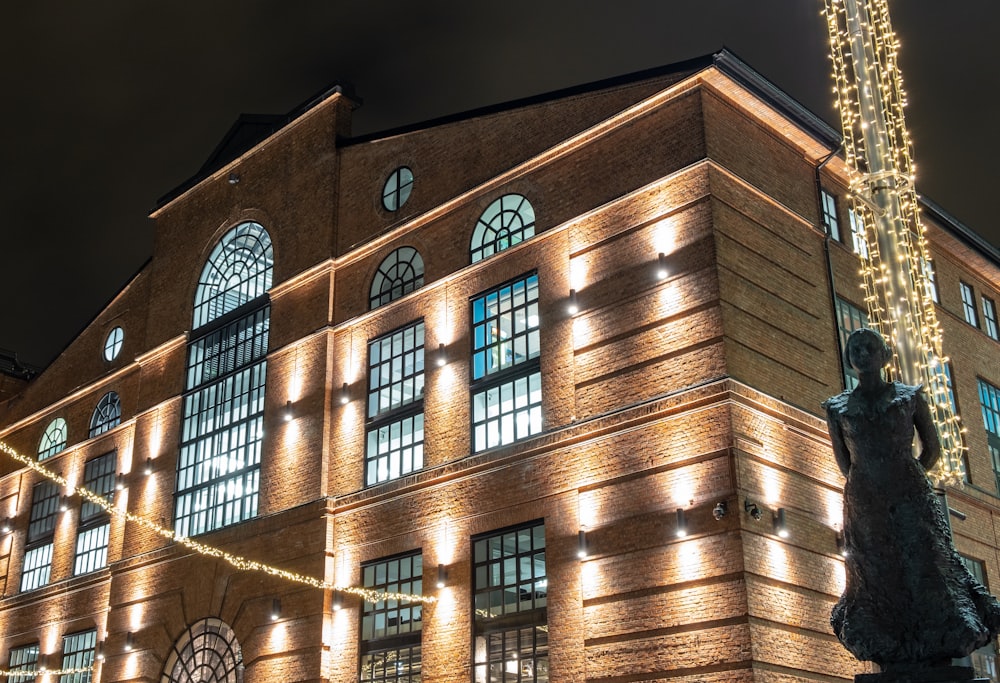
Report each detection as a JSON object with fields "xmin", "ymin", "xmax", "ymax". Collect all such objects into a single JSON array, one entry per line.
[
  {"xmin": 382, "ymin": 166, "xmax": 414, "ymax": 211},
  {"xmin": 104, "ymin": 326, "xmax": 125, "ymax": 361}
]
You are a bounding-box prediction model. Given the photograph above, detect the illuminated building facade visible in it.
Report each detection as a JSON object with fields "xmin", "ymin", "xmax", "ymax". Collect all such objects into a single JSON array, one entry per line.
[{"xmin": 1, "ymin": 50, "xmax": 999, "ymax": 682}]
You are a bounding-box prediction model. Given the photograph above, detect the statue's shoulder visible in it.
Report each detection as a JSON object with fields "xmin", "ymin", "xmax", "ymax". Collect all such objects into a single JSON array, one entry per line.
[
  {"xmin": 890, "ymin": 382, "xmax": 923, "ymax": 407},
  {"xmin": 822, "ymin": 390, "xmax": 852, "ymax": 415}
]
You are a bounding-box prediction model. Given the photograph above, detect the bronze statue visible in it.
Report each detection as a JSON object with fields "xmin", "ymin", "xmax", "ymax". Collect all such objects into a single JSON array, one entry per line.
[{"xmin": 824, "ymin": 328, "xmax": 1000, "ymax": 674}]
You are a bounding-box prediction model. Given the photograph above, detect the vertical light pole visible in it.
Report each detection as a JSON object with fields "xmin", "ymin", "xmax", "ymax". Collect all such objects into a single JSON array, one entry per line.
[{"xmin": 824, "ymin": 0, "xmax": 965, "ymax": 482}]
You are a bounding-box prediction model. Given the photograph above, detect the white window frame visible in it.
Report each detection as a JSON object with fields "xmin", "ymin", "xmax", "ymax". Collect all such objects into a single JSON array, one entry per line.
[
  {"xmin": 471, "ymin": 274, "xmax": 543, "ymax": 453},
  {"xmin": 961, "ymin": 282, "xmax": 979, "ymax": 327},
  {"xmin": 365, "ymin": 321, "xmax": 425, "ymax": 486},
  {"xmin": 983, "ymin": 296, "xmax": 999, "ymax": 341}
]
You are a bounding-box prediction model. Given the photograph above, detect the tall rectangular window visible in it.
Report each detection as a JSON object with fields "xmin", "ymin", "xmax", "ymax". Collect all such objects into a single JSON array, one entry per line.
[
  {"xmin": 836, "ymin": 297, "xmax": 869, "ymax": 390},
  {"xmin": 961, "ymin": 282, "xmax": 979, "ymax": 328},
  {"xmin": 366, "ymin": 321, "xmax": 425, "ymax": 486},
  {"xmin": 359, "ymin": 553, "xmax": 422, "ymax": 682},
  {"xmin": 21, "ymin": 481, "xmax": 59, "ymax": 592},
  {"xmin": 7, "ymin": 643, "xmax": 39, "ymax": 683},
  {"xmin": 921, "ymin": 257, "xmax": 939, "ymax": 304},
  {"xmin": 979, "ymin": 379, "xmax": 1000, "ymax": 495},
  {"xmin": 821, "ymin": 190, "xmax": 841, "ymax": 242},
  {"xmin": 473, "ymin": 521, "xmax": 548, "ymax": 682},
  {"xmin": 176, "ymin": 307, "xmax": 269, "ymax": 538},
  {"xmin": 848, "ymin": 208, "xmax": 868, "ymax": 258},
  {"xmin": 983, "ymin": 296, "xmax": 999, "ymax": 341},
  {"xmin": 74, "ymin": 452, "xmax": 115, "ymax": 575},
  {"xmin": 471, "ymin": 274, "xmax": 542, "ymax": 453},
  {"xmin": 59, "ymin": 630, "xmax": 96, "ymax": 683}
]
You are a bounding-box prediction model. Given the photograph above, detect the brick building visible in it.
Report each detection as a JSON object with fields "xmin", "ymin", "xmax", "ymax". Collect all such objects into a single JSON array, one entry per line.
[{"xmin": 1, "ymin": 50, "xmax": 999, "ymax": 682}]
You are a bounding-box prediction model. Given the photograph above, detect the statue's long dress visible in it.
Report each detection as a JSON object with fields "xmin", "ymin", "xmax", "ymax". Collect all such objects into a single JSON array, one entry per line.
[{"xmin": 824, "ymin": 383, "xmax": 1000, "ymax": 667}]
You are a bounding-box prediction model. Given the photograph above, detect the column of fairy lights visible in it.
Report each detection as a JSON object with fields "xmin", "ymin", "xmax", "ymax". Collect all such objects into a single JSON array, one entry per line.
[{"xmin": 823, "ymin": 0, "xmax": 965, "ymax": 484}]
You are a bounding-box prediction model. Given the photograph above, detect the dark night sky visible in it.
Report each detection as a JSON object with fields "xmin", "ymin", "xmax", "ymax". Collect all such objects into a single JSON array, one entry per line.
[{"xmin": 1, "ymin": 2, "xmax": 997, "ymax": 369}]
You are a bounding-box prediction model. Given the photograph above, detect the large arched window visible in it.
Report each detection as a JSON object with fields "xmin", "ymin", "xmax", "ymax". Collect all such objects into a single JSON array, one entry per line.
[
  {"xmin": 89, "ymin": 392, "xmax": 121, "ymax": 437},
  {"xmin": 470, "ymin": 194, "xmax": 535, "ymax": 263},
  {"xmin": 176, "ymin": 223, "xmax": 272, "ymax": 538},
  {"xmin": 161, "ymin": 618, "xmax": 243, "ymax": 683},
  {"xmin": 370, "ymin": 246, "xmax": 424, "ymax": 310},
  {"xmin": 193, "ymin": 222, "xmax": 273, "ymax": 329},
  {"xmin": 38, "ymin": 418, "xmax": 67, "ymax": 461}
]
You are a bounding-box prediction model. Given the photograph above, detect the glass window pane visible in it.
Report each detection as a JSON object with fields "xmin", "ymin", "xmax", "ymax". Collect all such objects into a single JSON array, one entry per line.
[
  {"xmin": 178, "ymin": 259, "xmax": 269, "ymax": 538},
  {"xmin": 471, "ymin": 194, "xmax": 536, "ymax": 263}
]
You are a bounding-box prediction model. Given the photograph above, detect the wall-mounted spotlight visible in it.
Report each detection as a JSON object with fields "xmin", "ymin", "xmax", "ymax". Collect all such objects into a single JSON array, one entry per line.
[
  {"xmin": 115, "ymin": 474, "xmax": 127, "ymax": 492},
  {"xmin": 95, "ymin": 641, "xmax": 106, "ymax": 661},
  {"xmin": 744, "ymin": 499, "xmax": 762, "ymax": 521},
  {"xmin": 836, "ymin": 530, "xmax": 848, "ymax": 557},
  {"xmin": 1, "ymin": 518, "xmax": 11, "ymax": 534},
  {"xmin": 283, "ymin": 400, "xmax": 294, "ymax": 422},
  {"xmin": 339, "ymin": 382, "xmax": 351, "ymax": 405},
  {"xmin": 124, "ymin": 632, "xmax": 135, "ymax": 652},
  {"xmin": 773, "ymin": 508, "xmax": 789, "ymax": 538},
  {"xmin": 270, "ymin": 598, "xmax": 281, "ymax": 621},
  {"xmin": 143, "ymin": 458, "xmax": 154, "ymax": 476},
  {"xmin": 657, "ymin": 252, "xmax": 668, "ymax": 280},
  {"xmin": 675, "ymin": 508, "xmax": 688, "ymax": 538},
  {"xmin": 436, "ymin": 343, "xmax": 447, "ymax": 368},
  {"xmin": 567, "ymin": 289, "xmax": 580, "ymax": 315},
  {"xmin": 712, "ymin": 501, "xmax": 728, "ymax": 520},
  {"xmin": 228, "ymin": 172, "xmax": 240, "ymax": 185},
  {"xmin": 577, "ymin": 530, "xmax": 588, "ymax": 559},
  {"xmin": 59, "ymin": 496, "xmax": 71, "ymax": 513},
  {"xmin": 436, "ymin": 563, "xmax": 448, "ymax": 589},
  {"xmin": 332, "ymin": 590, "xmax": 343, "ymax": 611}
]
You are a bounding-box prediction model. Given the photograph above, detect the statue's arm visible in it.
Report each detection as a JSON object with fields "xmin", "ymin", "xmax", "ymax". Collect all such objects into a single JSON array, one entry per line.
[
  {"xmin": 914, "ymin": 390, "xmax": 942, "ymax": 471},
  {"xmin": 826, "ymin": 407, "xmax": 852, "ymax": 477}
]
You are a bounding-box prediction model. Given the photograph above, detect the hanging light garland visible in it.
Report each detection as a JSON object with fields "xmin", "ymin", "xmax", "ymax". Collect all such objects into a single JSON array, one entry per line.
[
  {"xmin": 0, "ymin": 665, "xmax": 94, "ymax": 678},
  {"xmin": 0, "ymin": 441, "xmax": 435, "ymax": 605},
  {"xmin": 823, "ymin": 0, "xmax": 966, "ymax": 484}
]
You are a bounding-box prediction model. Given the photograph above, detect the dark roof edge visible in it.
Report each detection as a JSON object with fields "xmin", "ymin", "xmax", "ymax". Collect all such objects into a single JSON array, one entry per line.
[
  {"xmin": 153, "ymin": 82, "xmax": 359, "ymax": 211},
  {"xmin": 341, "ymin": 53, "xmax": 719, "ymax": 147},
  {"xmin": 711, "ymin": 49, "xmax": 842, "ymax": 148},
  {"xmin": 919, "ymin": 195, "xmax": 1000, "ymax": 266},
  {"xmin": 0, "ymin": 349, "xmax": 41, "ymax": 381}
]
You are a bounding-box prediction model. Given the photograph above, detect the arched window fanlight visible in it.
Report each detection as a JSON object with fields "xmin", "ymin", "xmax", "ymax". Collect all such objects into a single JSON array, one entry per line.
[
  {"xmin": 193, "ymin": 222, "xmax": 273, "ymax": 329},
  {"xmin": 38, "ymin": 418, "xmax": 68, "ymax": 461},
  {"xmin": 161, "ymin": 618, "xmax": 243, "ymax": 683},
  {"xmin": 470, "ymin": 194, "xmax": 535, "ymax": 263},
  {"xmin": 89, "ymin": 392, "xmax": 121, "ymax": 438},
  {"xmin": 370, "ymin": 246, "xmax": 424, "ymax": 310}
]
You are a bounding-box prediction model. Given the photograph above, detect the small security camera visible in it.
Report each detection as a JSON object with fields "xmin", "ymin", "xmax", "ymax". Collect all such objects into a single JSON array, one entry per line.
[
  {"xmin": 712, "ymin": 501, "xmax": 728, "ymax": 520},
  {"xmin": 744, "ymin": 499, "xmax": 762, "ymax": 521}
]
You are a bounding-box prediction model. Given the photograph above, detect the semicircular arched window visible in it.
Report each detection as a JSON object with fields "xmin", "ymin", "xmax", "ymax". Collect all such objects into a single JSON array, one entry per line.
[
  {"xmin": 370, "ymin": 246, "xmax": 424, "ymax": 310},
  {"xmin": 38, "ymin": 418, "xmax": 68, "ymax": 460},
  {"xmin": 470, "ymin": 194, "xmax": 535, "ymax": 263},
  {"xmin": 161, "ymin": 618, "xmax": 243, "ymax": 683},
  {"xmin": 89, "ymin": 392, "xmax": 121, "ymax": 438},
  {"xmin": 193, "ymin": 221, "xmax": 274, "ymax": 330}
]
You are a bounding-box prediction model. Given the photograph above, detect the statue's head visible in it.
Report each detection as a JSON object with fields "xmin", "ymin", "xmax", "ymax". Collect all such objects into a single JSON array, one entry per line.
[{"xmin": 845, "ymin": 327, "xmax": 891, "ymax": 374}]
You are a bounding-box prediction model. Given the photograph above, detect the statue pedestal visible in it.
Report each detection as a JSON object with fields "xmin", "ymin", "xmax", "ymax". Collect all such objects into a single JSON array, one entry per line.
[{"xmin": 856, "ymin": 666, "xmax": 987, "ymax": 683}]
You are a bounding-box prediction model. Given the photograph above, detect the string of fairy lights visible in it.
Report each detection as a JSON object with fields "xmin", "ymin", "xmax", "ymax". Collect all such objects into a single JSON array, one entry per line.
[
  {"xmin": 823, "ymin": 0, "xmax": 966, "ymax": 484},
  {"xmin": 0, "ymin": 665, "xmax": 93, "ymax": 678},
  {"xmin": 0, "ymin": 440, "xmax": 435, "ymax": 607}
]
